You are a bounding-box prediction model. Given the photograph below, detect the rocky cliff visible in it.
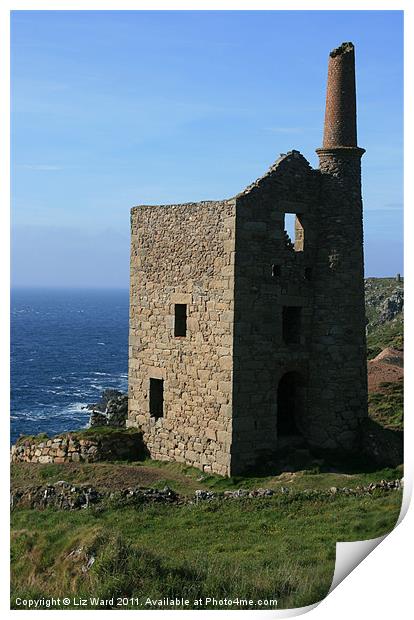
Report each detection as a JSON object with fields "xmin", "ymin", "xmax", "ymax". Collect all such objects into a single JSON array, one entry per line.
[{"xmin": 365, "ymin": 277, "xmax": 404, "ymax": 359}]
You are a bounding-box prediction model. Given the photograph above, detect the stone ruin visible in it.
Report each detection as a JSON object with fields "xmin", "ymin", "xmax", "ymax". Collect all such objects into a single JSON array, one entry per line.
[{"xmin": 127, "ymin": 42, "xmax": 369, "ymax": 476}]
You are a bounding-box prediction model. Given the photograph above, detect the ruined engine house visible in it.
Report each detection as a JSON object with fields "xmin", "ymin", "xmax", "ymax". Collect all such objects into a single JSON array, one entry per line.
[{"xmin": 127, "ymin": 42, "xmax": 368, "ymax": 476}]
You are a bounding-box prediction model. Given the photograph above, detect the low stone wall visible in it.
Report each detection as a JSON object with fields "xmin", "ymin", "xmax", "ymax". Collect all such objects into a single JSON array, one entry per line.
[
  {"xmin": 10, "ymin": 479, "xmax": 403, "ymax": 511},
  {"xmin": 11, "ymin": 430, "xmax": 145, "ymax": 464},
  {"xmin": 11, "ymin": 482, "xmax": 179, "ymax": 511}
]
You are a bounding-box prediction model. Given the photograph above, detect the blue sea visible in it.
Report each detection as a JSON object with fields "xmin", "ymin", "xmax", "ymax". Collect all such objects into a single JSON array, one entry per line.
[{"xmin": 11, "ymin": 289, "xmax": 129, "ymax": 444}]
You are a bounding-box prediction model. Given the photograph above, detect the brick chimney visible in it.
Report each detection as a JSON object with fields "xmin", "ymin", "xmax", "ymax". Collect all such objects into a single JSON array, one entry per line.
[
  {"xmin": 316, "ymin": 41, "xmax": 365, "ymax": 164},
  {"xmin": 322, "ymin": 42, "xmax": 358, "ymax": 148}
]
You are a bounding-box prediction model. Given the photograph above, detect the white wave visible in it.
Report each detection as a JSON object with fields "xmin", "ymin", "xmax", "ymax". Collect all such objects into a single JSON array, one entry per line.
[
  {"xmin": 90, "ymin": 383, "xmax": 105, "ymax": 390},
  {"xmin": 15, "ymin": 412, "xmax": 47, "ymax": 421},
  {"xmin": 97, "ymin": 342, "xmax": 106, "ymax": 346},
  {"xmin": 62, "ymin": 401, "xmax": 89, "ymax": 414},
  {"xmin": 92, "ymin": 372, "xmax": 110, "ymax": 376}
]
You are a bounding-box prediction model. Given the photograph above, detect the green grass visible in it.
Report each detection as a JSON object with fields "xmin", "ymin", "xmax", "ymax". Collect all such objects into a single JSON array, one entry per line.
[
  {"xmin": 15, "ymin": 427, "xmax": 140, "ymax": 445},
  {"xmin": 369, "ymin": 380, "xmax": 404, "ymax": 431},
  {"xmin": 138, "ymin": 462, "xmax": 403, "ymax": 494},
  {"xmin": 11, "ymin": 489, "xmax": 402, "ymax": 610},
  {"xmin": 366, "ymin": 316, "xmax": 404, "ymax": 359}
]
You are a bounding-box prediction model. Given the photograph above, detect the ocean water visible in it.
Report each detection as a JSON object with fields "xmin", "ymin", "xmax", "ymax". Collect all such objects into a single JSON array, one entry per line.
[{"xmin": 11, "ymin": 289, "xmax": 129, "ymax": 443}]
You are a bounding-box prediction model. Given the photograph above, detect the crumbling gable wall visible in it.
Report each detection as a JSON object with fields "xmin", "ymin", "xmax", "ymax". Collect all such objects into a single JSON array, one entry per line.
[{"xmin": 231, "ymin": 151, "xmax": 320, "ymax": 473}]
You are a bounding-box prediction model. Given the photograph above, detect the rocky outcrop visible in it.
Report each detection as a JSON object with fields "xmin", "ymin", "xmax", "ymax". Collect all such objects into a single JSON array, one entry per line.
[
  {"xmin": 85, "ymin": 390, "xmax": 128, "ymax": 428},
  {"xmin": 372, "ymin": 347, "xmax": 403, "ymax": 368},
  {"xmin": 378, "ymin": 290, "xmax": 404, "ymax": 324},
  {"xmin": 84, "ymin": 389, "xmax": 124, "ymax": 413},
  {"xmin": 11, "ymin": 430, "xmax": 145, "ymax": 464},
  {"xmin": 106, "ymin": 394, "xmax": 128, "ymax": 427},
  {"xmin": 365, "ymin": 278, "xmax": 404, "ymax": 331}
]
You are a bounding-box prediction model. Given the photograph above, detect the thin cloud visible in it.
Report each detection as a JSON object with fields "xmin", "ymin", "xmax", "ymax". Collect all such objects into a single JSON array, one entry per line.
[{"xmin": 19, "ymin": 164, "xmax": 62, "ymax": 171}]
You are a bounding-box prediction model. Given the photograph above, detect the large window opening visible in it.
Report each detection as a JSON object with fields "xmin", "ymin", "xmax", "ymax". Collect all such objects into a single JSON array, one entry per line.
[
  {"xmin": 282, "ymin": 306, "xmax": 302, "ymax": 344},
  {"xmin": 149, "ymin": 378, "xmax": 164, "ymax": 419},
  {"xmin": 277, "ymin": 371, "xmax": 305, "ymax": 437},
  {"xmin": 174, "ymin": 304, "xmax": 187, "ymax": 337},
  {"xmin": 283, "ymin": 213, "xmax": 304, "ymax": 252}
]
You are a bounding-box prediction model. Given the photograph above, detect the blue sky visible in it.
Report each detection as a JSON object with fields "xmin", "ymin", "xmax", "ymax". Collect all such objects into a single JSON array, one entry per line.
[{"xmin": 11, "ymin": 10, "xmax": 403, "ymax": 287}]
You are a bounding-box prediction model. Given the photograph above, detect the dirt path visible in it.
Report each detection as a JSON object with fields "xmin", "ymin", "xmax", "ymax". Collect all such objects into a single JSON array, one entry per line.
[
  {"xmin": 368, "ymin": 347, "xmax": 403, "ymax": 393},
  {"xmin": 11, "ymin": 462, "xmax": 201, "ymax": 493}
]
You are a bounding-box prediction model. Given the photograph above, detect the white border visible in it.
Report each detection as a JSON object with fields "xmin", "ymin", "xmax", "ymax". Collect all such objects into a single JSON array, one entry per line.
[{"xmin": 2, "ymin": 2, "xmax": 412, "ymax": 619}]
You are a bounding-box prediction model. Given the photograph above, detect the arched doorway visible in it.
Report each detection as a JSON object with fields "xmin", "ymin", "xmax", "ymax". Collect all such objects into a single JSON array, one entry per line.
[{"xmin": 277, "ymin": 371, "xmax": 306, "ymax": 438}]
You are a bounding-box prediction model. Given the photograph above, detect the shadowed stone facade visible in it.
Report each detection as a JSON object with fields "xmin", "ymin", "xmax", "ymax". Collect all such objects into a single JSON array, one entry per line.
[{"xmin": 128, "ymin": 42, "xmax": 368, "ymax": 476}]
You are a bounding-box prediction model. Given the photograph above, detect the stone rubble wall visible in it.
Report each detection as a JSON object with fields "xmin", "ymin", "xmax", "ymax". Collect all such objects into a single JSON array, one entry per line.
[
  {"xmin": 11, "ymin": 432, "xmax": 143, "ymax": 464},
  {"xmin": 128, "ymin": 200, "xmax": 236, "ymax": 476},
  {"xmin": 11, "ymin": 479, "xmax": 403, "ymax": 511}
]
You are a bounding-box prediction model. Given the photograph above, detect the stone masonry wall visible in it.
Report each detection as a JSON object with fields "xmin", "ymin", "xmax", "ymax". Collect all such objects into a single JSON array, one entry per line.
[
  {"xmin": 11, "ymin": 432, "xmax": 142, "ymax": 464},
  {"xmin": 231, "ymin": 151, "xmax": 320, "ymax": 473},
  {"xmin": 309, "ymin": 147, "xmax": 368, "ymax": 453},
  {"xmin": 128, "ymin": 200, "xmax": 236, "ymax": 476}
]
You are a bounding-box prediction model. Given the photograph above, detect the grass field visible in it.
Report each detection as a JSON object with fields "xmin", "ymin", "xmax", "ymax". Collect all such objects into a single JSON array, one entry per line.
[
  {"xmin": 11, "ymin": 485, "xmax": 402, "ymax": 610},
  {"xmin": 368, "ymin": 380, "xmax": 403, "ymax": 431},
  {"xmin": 366, "ymin": 316, "xmax": 404, "ymax": 360},
  {"xmin": 11, "ymin": 458, "xmax": 403, "ymax": 610}
]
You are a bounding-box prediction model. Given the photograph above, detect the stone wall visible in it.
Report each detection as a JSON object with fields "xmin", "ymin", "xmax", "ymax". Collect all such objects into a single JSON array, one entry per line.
[
  {"xmin": 310, "ymin": 147, "xmax": 367, "ymax": 453},
  {"xmin": 231, "ymin": 151, "xmax": 320, "ymax": 473},
  {"xmin": 128, "ymin": 200, "xmax": 236, "ymax": 476},
  {"xmin": 11, "ymin": 479, "xmax": 403, "ymax": 511},
  {"xmin": 11, "ymin": 431, "xmax": 143, "ymax": 464}
]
